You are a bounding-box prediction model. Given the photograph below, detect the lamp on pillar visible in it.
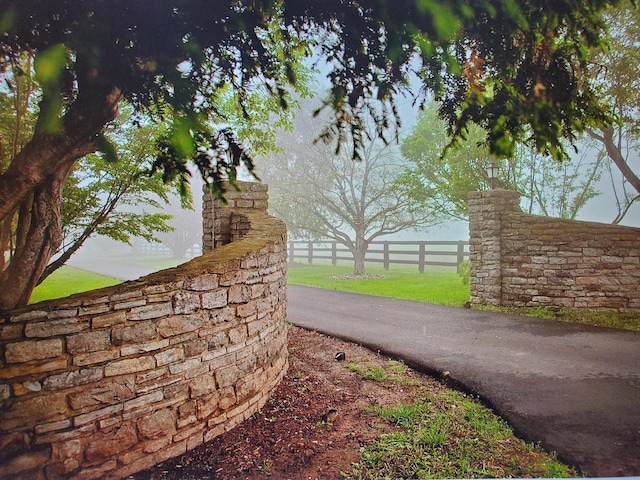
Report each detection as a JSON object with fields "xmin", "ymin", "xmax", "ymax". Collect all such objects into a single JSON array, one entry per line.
[{"xmin": 486, "ymin": 161, "xmax": 499, "ymax": 189}]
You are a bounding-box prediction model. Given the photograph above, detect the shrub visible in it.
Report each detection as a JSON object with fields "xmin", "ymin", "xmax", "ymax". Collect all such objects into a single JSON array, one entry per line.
[{"xmin": 458, "ymin": 260, "xmax": 470, "ymax": 286}]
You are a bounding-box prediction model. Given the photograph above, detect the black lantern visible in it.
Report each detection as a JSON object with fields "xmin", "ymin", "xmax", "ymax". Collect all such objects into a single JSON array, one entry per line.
[{"xmin": 486, "ymin": 161, "xmax": 499, "ymax": 189}]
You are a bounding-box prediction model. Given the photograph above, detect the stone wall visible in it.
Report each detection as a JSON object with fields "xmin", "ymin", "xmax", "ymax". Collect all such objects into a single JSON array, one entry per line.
[
  {"xmin": 469, "ymin": 189, "xmax": 640, "ymax": 311},
  {"xmin": 0, "ymin": 182, "xmax": 288, "ymax": 479},
  {"xmin": 202, "ymin": 182, "xmax": 269, "ymax": 250}
]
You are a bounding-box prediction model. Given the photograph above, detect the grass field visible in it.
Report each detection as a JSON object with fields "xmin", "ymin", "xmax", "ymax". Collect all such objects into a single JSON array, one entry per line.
[
  {"xmin": 29, "ymin": 259, "xmax": 469, "ymax": 307},
  {"xmin": 30, "ymin": 266, "xmax": 121, "ymax": 304},
  {"xmin": 29, "ymin": 258, "xmax": 638, "ymax": 332},
  {"xmin": 287, "ymin": 264, "xmax": 470, "ymax": 307}
]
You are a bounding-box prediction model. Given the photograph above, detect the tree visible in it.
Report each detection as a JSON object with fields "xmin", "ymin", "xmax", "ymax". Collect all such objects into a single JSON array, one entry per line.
[
  {"xmin": 513, "ymin": 144, "xmax": 604, "ymax": 219},
  {"xmin": 398, "ymin": 107, "xmax": 494, "ymax": 221},
  {"xmin": 0, "ymin": 54, "xmax": 306, "ymax": 294},
  {"xmin": 0, "ymin": 57, "xmax": 179, "ymax": 285},
  {"xmin": 399, "ymin": 105, "xmax": 604, "ymax": 221},
  {"xmin": 586, "ymin": 4, "xmax": 640, "ymax": 223},
  {"xmin": 0, "ymin": 54, "xmax": 37, "ymax": 273},
  {"xmin": 41, "ymin": 116, "xmax": 177, "ymax": 283},
  {"xmin": 0, "ymin": 0, "xmax": 624, "ymax": 309},
  {"xmin": 261, "ymin": 104, "xmax": 438, "ymax": 275}
]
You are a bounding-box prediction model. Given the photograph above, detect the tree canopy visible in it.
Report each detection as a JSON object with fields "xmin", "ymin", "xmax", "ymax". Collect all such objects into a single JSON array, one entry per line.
[
  {"xmin": 399, "ymin": 104, "xmax": 604, "ymax": 221},
  {"xmin": 0, "ymin": 0, "xmax": 629, "ymax": 309},
  {"xmin": 43, "ymin": 114, "xmax": 177, "ymax": 284},
  {"xmin": 260, "ymin": 101, "xmax": 438, "ymax": 275}
]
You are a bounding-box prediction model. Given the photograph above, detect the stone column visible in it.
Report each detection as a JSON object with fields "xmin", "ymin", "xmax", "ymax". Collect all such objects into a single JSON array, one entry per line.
[
  {"xmin": 467, "ymin": 190, "xmax": 520, "ymax": 306},
  {"xmin": 202, "ymin": 188, "xmax": 215, "ymax": 253},
  {"xmin": 202, "ymin": 181, "xmax": 269, "ymax": 252}
]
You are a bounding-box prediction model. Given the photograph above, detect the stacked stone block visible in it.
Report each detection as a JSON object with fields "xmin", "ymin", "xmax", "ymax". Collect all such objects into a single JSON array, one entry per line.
[
  {"xmin": 0, "ymin": 183, "xmax": 288, "ymax": 479},
  {"xmin": 202, "ymin": 181, "xmax": 269, "ymax": 251},
  {"xmin": 468, "ymin": 190, "xmax": 520, "ymax": 305},
  {"xmin": 468, "ymin": 189, "xmax": 640, "ymax": 311}
]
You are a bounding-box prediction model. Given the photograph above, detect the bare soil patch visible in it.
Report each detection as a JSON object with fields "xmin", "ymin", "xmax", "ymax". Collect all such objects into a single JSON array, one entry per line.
[
  {"xmin": 132, "ymin": 326, "xmax": 571, "ymax": 480},
  {"xmin": 133, "ymin": 326, "xmax": 406, "ymax": 479}
]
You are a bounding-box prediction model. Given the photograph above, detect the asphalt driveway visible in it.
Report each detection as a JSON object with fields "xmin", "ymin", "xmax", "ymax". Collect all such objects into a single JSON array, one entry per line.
[{"xmin": 287, "ymin": 284, "xmax": 640, "ymax": 477}]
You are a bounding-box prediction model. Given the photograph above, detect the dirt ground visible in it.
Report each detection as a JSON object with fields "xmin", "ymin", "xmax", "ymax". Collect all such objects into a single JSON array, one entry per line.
[
  {"xmin": 132, "ymin": 326, "xmax": 570, "ymax": 480},
  {"xmin": 132, "ymin": 326, "xmax": 440, "ymax": 479}
]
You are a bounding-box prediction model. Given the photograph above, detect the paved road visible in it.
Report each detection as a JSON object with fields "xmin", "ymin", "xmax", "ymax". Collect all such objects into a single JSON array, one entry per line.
[
  {"xmin": 288, "ymin": 284, "xmax": 640, "ymax": 477},
  {"xmin": 68, "ymin": 255, "xmax": 170, "ymax": 281}
]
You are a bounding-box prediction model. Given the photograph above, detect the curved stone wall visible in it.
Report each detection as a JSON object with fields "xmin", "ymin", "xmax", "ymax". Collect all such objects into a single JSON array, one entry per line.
[{"xmin": 0, "ymin": 209, "xmax": 288, "ymax": 479}]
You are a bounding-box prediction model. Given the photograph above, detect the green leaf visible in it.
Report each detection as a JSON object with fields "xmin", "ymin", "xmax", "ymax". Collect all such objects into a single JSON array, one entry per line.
[
  {"xmin": 96, "ymin": 133, "xmax": 118, "ymax": 163},
  {"xmin": 170, "ymin": 119, "xmax": 196, "ymax": 158},
  {"xmin": 0, "ymin": 10, "xmax": 16, "ymax": 35},
  {"xmin": 33, "ymin": 44, "xmax": 67, "ymax": 87}
]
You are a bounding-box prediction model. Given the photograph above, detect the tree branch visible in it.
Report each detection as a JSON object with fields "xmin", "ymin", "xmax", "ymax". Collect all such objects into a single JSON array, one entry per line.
[{"xmin": 587, "ymin": 126, "xmax": 640, "ymax": 195}]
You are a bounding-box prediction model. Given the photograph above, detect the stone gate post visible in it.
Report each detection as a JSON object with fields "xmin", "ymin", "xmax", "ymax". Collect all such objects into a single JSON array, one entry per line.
[
  {"xmin": 468, "ymin": 190, "xmax": 521, "ymax": 306},
  {"xmin": 202, "ymin": 182, "xmax": 269, "ymax": 252}
]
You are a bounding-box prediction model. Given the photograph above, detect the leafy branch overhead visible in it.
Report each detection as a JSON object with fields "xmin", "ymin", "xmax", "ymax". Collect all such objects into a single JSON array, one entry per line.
[
  {"xmin": 1, "ymin": 1, "xmax": 622, "ymax": 182},
  {"xmin": 0, "ymin": 0, "xmax": 629, "ymax": 310},
  {"xmin": 398, "ymin": 104, "xmax": 605, "ymax": 222}
]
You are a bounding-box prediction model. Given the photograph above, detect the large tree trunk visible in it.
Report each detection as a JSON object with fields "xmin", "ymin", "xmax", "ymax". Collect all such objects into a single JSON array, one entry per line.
[
  {"xmin": 0, "ymin": 164, "xmax": 72, "ymax": 309},
  {"xmin": 0, "ymin": 208, "xmax": 17, "ymax": 272},
  {"xmin": 0, "ymin": 81, "xmax": 122, "ymax": 222},
  {"xmin": 353, "ymin": 233, "xmax": 368, "ymax": 276},
  {"xmin": 0, "ymin": 81, "xmax": 122, "ymax": 310}
]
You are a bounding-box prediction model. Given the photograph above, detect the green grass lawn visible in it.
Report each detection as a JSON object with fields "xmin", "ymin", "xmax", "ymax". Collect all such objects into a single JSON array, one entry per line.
[
  {"xmin": 28, "ymin": 255, "xmax": 186, "ymax": 304},
  {"xmin": 287, "ymin": 264, "xmax": 470, "ymax": 307},
  {"xmin": 30, "ymin": 266, "xmax": 121, "ymax": 304}
]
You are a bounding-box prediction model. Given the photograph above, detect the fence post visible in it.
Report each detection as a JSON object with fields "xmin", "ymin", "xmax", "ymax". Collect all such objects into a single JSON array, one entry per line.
[
  {"xmin": 456, "ymin": 240, "xmax": 465, "ymax": 273},
  {"xmin": 331, "ymin": 242, "xmax": 337, "ymax": 265},
  {"xmin": 383, "ymin": 242, "xmax": 390, "ymax": 270},
  {"xmin": 418, "ymin": 242, "xmax": 425, "ymax": 273},
  {"xmin": 307, "ymin": 241, "xmax": 313, "ymax": 265},
  {"xmin": 289, "ymin": 240, "xmax": 294, "ymax": 263}
]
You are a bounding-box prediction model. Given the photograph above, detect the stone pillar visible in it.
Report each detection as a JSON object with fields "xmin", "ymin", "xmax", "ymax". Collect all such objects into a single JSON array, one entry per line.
[
  {"xmin": 467, "ymin": 190, "xmax": 521, "ymax": 306},
  {"xmin": 202, "ymin": 189, "xmax": 215, "ymax": 253},
  {"xmin": 202, "ymin": 181, "xmax": 269, "ymax": 253}
]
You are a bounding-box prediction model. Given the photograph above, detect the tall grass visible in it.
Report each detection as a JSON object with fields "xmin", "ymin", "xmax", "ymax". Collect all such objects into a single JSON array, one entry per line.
[{"xmin": 287, "ymin": 264, "xmax": 470, "ymax": 306}]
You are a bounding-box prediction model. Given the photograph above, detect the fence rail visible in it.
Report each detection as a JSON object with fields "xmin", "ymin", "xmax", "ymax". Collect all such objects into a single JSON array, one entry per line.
[
  {"xmin": 288, "ymin": 240, "xmax": 469, "ymax": 272},
  {"xmin": 138, "ymin": 242, "xmax": 202, "ymax": 257}
]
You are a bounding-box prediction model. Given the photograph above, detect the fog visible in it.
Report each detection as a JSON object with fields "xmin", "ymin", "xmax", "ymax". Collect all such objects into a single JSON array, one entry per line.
[
  {"xmin": 70, "ymin": 69, "xmax": 639, "ymax": 271},
  {"xmin": 255, "ymin": 84, "xmax": 639, "ymax": 244}
]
